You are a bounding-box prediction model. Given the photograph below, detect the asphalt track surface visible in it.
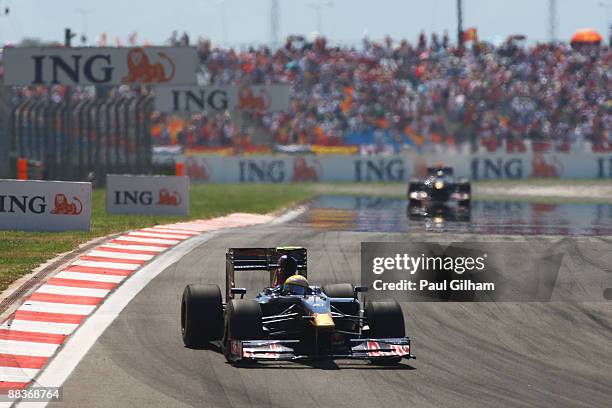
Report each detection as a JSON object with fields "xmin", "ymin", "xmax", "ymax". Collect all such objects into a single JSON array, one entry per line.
[{"xmin": 50, "ymin": 199, "xmax": 612, "ymax": 408}]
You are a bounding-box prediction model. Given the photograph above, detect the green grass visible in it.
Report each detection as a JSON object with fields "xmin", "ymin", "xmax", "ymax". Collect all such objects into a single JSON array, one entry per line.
[{"xmin": 0, "ymin": 184, "xmax": 315, "ymax": 291}]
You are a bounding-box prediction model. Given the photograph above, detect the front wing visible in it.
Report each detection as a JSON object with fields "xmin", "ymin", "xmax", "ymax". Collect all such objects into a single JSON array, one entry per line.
[{"xmin": 226, "ymin": 338, "xmax": 413, "ymax": 362}]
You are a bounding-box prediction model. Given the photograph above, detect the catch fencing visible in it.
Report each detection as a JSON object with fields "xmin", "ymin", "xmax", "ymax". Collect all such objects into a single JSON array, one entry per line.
[{"xmin": 11, "ymin": 95, "xmax": 154, "ymax": 183}]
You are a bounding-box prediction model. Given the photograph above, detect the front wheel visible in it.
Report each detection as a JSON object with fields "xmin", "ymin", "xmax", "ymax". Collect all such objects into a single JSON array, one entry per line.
[
  {"xmin": 181, "ymin": 284, "xmax": 224, "ymax": 347},
  {"xmin": 365, "ymin": 300, "xmax": 406, "ymax": 365},
  {"xmin": 408, "ymin": 198, "xmax": 422, "ymax": 208},
  {"xmin": 223, "ymin": 300, "xmax": 264, "ymax": 363},
  {"xmin": 458, "ymin": 199, "xmax": 471, "ymax": 208},
  {"xmin": 365, "ymin": 300, "xmax": 405, "ymax": 338}
]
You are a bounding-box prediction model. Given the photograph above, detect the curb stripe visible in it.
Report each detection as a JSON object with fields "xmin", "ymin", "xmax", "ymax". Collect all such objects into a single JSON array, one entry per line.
[
  {"xmin": 54, "ymin": 271, "xmax": 125, "ymax": 284},
  {"xmin": 140, "ymin": 228, "xmax": 196, "ymax": 236},
  {"xmin": 110, "ymin": 239, "xmax": 172, "ymax": 248},
  {"xmin": 127, "ymin": 232, "xmax": 190, "ymax": 240},
  {"xmin": 101, "ymin": 243, "xmax": 166, "ymax": 252},
  {"xmin": 95, "ymin": 246, "xmax": 160, "ymax": 256},
  {"xmin": 113, "ymin": 236, "xmax": 180, "ymax": 245},
  {"xmin": 13, "ymin": 311, "xmax": 85, "ymax": 324},
  {"xmin": 1, "ymin": 321, "xmax": 77, "ymax": 336},
  {"xmin": 64, "ymin": 265, "xmax": 133, "ymax": 276},
  {"xmin": 47, "ymin": 278, "xmax": 117, "ymax": 290},
  {"xmin": 0, "ymin": 213, "xmax": 275, "ymax": 395},
  {"xmin": 149, "ymin": 226, "xmax": 201, "ymax": 233},
  {"xmin": 0, "ymin": 354, "xmax": 48, "ymax": 370},
  {"xmin": 35, "ymin": 285, "xmax": 110, "ymax": 298},
  {"xmin": 78, "ymin": 255, "xmax": 145, "ymax": 265},
  {"xmin": 0, "ymin": 329, "xmax": 65, "ymax": 345},
  {"xmin": 0, "ymin": 367, "xmax": 40, "ymax": 383},
  {"xmin": 71, "ymin": 260, "xmax": 139, "ymax": 271},
  {"xmin": 86, "ymin": 250, "xmax": 154, "ymax": 261},
  {"xmin": 0, "ymin": 382, "xmax": 29, "ymax": 392},
  {"xmin": 29, "ymin": 293, "xmax": 103, "ymax": 306},
  {"xmin": 19, "ymin": 301, "xmax": 96, "ymax": 315},
  {"xmin": 0, "ymin": 340, "xmax": 59, "ymax": 358}
]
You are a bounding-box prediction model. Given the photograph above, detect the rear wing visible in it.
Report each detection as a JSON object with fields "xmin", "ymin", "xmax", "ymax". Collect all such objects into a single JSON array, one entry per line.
[{"xmin": 225, "ymin": 247, "xmax": 307, "ymax": 301}]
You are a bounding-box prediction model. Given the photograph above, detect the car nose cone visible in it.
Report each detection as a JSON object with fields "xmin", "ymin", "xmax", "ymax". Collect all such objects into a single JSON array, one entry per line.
[{"xmin": 312, "ymin": 313, "xmax": 335, "ymax": 329}]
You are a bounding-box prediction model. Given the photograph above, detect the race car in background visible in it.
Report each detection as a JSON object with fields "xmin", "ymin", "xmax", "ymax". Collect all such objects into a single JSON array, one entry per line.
[
  {"xmin": 407, "ymin": 165, "xmax": 471, "ymax": 221},
  {"xmin": 180, "ymin": 247, "xmax": 413, "ymax": 365}
]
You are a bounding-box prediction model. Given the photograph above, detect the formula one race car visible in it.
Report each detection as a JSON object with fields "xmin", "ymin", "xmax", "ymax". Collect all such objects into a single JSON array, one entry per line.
[
  {"xmin": 408, "ymin": 166, "xmax": 471, "ymax": 212},
  {"xmin": 181, "ymin": 247, "xmax": 412, "ymax": 365}
]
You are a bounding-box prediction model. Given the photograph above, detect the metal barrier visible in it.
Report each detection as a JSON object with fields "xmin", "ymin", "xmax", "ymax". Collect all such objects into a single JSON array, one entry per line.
[{"xmin": 10, "ymin": 95, "xmax": 153, "ymax": 184}]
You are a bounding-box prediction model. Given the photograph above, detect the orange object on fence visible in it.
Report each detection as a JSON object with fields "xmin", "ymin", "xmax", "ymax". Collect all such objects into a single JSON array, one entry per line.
[
  {"xmin": 571, "ymin": 28, "xmax": 602, "ymax": 45},
  {"xmin": 17, "ymin": 158, "xmax": 28, "ymax": 180},
  {"xmin": 175, "ymin": 162, "xmax": 185, "ymax": 176}
]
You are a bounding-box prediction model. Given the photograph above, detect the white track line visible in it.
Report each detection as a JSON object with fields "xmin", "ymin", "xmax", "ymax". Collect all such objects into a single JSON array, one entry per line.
[
  {"xmin": 270, "ymin": 206, "xmax": 307, "ymax": 224},
  {"xmin": 35, "ymin": 285, "xmax": 109, "ymax": 298},
  {"xmin": 18, "ymin": 301, "xmax": 96, "ymax": 316},
  {"xmin": 0, "ymin": 320, "xmax": 78, "ymax": 336},
  {"xmin": 71, "ymin": 260, "xmax": 140, "ymax": 271},
  {"xmin": 54, "ymin": 271, "xmax": 125, "ymax": 284},
  {"xmin": 0, "ymin": 367, "xmax": 41, "ymax": 383},
  {"xmin": 0, "ymin": 340, "xmax": 59, "ymax": 358},
  {"xmin": 85, "ymin": 250, "xmax": 154, "ymax": 261}
]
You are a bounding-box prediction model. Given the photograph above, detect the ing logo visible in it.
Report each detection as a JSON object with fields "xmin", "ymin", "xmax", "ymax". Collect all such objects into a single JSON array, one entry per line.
[
  {"xmin": 51, "ymin": 194, "xmax": 83, "ymax": 215},
  {"xmin": 122, "ymin": 48, "xmax": 176, "ymax": 84}
]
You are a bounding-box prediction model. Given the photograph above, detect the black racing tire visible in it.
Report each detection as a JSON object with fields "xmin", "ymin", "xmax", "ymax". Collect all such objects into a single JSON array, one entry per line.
[
  {"xmin": 365, "ymin": 300, "xmax": 405, "ymax": 338},
  {"xmin": 407, "ymin": 181, "xmax": 420, "ymax": 195},
  {"xmin": 366, "ymin": 300, "xmax": 406, "ymax": 365},
  {"xmin": 457, "ymin": 181, "xmax": 471, "ymax": 208},
  {"xmin": 408, "ymin": 199, "xmax": 422, "ymax": 208},
  {"xmin": 181, "ymin": 284, "xmax": 224, "ymax": 347},
  {"xmin": 225, "ymin": 300, "xmax": 264, "ymax": 340},
  {"xmin": 458, "ymin": 181, "xmax": 471, "ymax": 194},
  {"xmin": 322, "ymin": 283, "xmax": 355, "ymax": 299},
  {"xmin": 458, "ymin": 199, "xmax": 471, "ymax": 208},
  {"xmin": 408, "ymin": 181, "xmax": 424, "ymax": 207}
]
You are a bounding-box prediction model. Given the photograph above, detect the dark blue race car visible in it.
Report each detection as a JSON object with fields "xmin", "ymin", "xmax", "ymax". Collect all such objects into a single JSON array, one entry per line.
[
  {"xmin": 181, "ymin": 247, "xmax": 413, "ymax": 365},
  {"xmin": 407, "ymin": 166, "xmax": 471, "ymax": 220}
]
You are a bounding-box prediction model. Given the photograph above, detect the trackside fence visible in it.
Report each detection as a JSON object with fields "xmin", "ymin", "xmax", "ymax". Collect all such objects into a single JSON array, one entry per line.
[{"xmin": 10, "ymin": 95, "xmax": 154, "ymax": 184}]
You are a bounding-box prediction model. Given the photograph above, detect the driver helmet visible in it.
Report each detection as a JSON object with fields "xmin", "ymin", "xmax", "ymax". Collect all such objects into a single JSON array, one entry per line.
[
  {"xmin": 283, "ymin": 274, "xmax": 309, "ymax": 295},
  {"xmin": 274, "ymin": 255, "xmax": 298, "ymax": 286}
]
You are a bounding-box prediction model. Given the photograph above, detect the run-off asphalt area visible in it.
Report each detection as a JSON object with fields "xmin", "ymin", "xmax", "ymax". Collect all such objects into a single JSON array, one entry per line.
[{"xmin": 50, "ymin": 225, "xmax": 612, "ymax": 408}]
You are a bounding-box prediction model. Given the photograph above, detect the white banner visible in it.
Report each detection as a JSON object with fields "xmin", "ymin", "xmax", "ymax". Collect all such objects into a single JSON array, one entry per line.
[
  {"xmin": 3, "ymin": 47, "xmax": 197, "ymax": 86},
  {"xmin": 154, "ymin": 84, "xmax": 290, "ymax": 113},
  {"xmin": 0, "ymin": 179, "xmax": 91, "ymax": 231},
  {"xmin": 106, "ymin": 175, "xmax": 189, "ymax": 215},
  {"xmin": 180, "ymin": 152, "xmax": 612, "ymax": 183}
]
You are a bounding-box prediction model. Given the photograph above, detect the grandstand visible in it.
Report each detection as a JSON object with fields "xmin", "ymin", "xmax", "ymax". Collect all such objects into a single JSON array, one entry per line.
[
  {"xmin": 4, "ymin": 30, "xmax": 611, "ymax": 182},
  {"xmin": 169, "ymin": 34, "xmax": 612, "ymax": 154}
]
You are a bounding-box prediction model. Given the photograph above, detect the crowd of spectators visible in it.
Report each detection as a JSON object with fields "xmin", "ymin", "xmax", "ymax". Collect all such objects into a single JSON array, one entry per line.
[
  {"xmin": 169, "ymin": 32, "xmax": 610, "ymax": 153},
  {"xmin": 6, "ymin": 31, "xmax": 610, "ymax": 154}
]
